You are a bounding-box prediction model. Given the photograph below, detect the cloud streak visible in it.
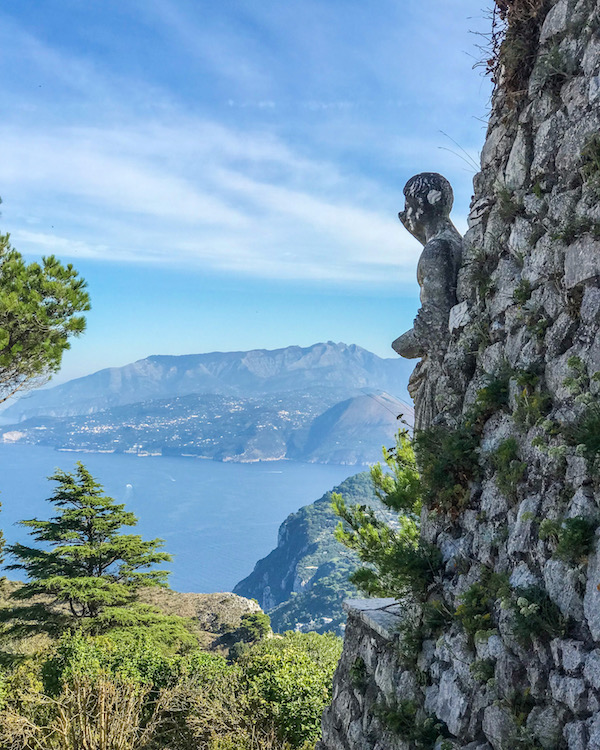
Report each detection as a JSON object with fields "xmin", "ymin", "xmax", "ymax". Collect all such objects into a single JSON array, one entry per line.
[{"xmin": 0, "ymin": 0, "xmax": 489, "ymax": 285}]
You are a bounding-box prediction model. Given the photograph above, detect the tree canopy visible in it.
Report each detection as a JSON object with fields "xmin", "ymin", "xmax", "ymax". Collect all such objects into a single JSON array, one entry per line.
[
  {"xmin": 2, "ymin": 462, "xmax": 173, "ymax": 637},
  {"xmin": 333, "ymin": 430, "xmax": 441, "ymax": 599},
  {"xmin": 0, "ymin": 231, "xmax": 90, "ymax": 404}
]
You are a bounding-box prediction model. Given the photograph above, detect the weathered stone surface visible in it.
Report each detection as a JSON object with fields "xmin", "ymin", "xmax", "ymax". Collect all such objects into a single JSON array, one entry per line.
[
  {"xmin": 549, "ymin": 671, "xmax": 587, "ymax": 713},
  {"xmin": 544, "ymin": 558, "xmax": 585, "ymax": 620},
  {"xmin": 527, "ymin": 705, "xmax": 568, "ymax": 750},
  {"xmin": 564, "ymin": 236, "xmax": 600, "ymax": 289},
  {"xmin": 320, "ymin": 4, "xmax": 600, "ymax": 748},
  {"xmin": 563, "ymin": 720, "xmax": 587, "ymax": 750},
  {"xmin": 584, "ymin": 649, "xmax": 600, "ymax": 690},
  {"xmin": 539, "ymin": 0, "xmax": 570, "ymax": 43},
  {"xmin": 584, "ymin": 545, "xmax": 600, "ymax": 640},
  {"xmin": 482, "ymin": 705, "xmax": 517, "ymax": 750}
]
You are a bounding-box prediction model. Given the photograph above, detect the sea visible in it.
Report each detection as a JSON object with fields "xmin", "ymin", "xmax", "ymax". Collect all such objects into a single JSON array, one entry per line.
[{"xmin": 0, "ymin": 444, "xmax": 357, "ymax": 593}]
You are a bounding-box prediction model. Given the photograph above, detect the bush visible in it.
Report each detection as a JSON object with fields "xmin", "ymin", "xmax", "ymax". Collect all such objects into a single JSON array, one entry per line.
[
  {"xmin": 239, "ymin": 632, "xmax": 342, "ymax": 748},
  {"xmin": 539, "ymin": 517, "xmax": 597, "ymax": 563},
  {"xmin": 414, "ymin": 424, "xmax": 480, "ymax": 514},
  {"xmin": 490, "ymin": 437, "xmax": 526, "ymax": 500}
]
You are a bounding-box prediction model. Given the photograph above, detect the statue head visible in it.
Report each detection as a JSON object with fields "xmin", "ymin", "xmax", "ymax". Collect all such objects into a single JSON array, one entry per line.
[{"xmin": 399, "ymin": 172, "xmax": 454, "ymax": 245}]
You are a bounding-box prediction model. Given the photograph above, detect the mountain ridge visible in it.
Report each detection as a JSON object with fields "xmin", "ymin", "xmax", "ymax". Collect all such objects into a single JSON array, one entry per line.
[{"xmin": 4, "ymin": 342, "xmax": 413, "ymax": 424}]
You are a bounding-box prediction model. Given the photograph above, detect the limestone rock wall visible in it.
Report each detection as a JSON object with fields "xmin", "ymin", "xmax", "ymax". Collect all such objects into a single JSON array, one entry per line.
[{"xmin": 320, "ymin": 1, "xmax": 600, "ymax": 748}]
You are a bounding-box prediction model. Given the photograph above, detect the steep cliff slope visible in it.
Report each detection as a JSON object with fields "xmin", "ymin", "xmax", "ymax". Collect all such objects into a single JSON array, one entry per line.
[
  {"xmin": 234, "ymin": 473, "xmax": 382, "ymax": 633},
  {"xmin": 320, "ymin": 2, "xmax": 600, "ymax": 748}
]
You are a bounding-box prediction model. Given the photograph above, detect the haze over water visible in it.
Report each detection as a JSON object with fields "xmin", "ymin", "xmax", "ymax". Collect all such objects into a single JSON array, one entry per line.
[{"xmin": 0, "ymin": 444, "xmax": 356, "ymax": 592}]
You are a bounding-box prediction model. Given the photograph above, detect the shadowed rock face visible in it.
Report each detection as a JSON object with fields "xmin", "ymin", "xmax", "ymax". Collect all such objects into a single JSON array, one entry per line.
[{"xmin": 320, "ymin": 1, "xmax": 600, "ymax": 748}]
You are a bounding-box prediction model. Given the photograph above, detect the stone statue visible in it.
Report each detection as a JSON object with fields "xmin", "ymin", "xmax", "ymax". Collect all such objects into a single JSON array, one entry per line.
[{"xmin": 393, "ymin": 173, "xmax": 462, "ymax": 429}]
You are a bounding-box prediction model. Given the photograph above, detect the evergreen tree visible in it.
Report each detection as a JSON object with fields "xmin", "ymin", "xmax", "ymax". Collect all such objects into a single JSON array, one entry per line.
[
  {"xmin": 0, "ymin": 230, "xmax": 90, "ymax": 404},
  {"xmin": 333, "ymin": 431, "xmax": 441, "ymax": 599},
  {"xmin": 2, "ymin": 463, "xmax": 173, "ymax": 637}
]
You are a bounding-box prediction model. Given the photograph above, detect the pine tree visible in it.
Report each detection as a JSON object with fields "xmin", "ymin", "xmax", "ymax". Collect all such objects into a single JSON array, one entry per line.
[
  {"xmin": 333, "ymin": 430, "xmax": 441, "ymax": 599},
  {"xmin": 2, "ymin": 463, "xmax": 173, "ymax": 637},
  {"xmin": 0, "ymin": 230, "xmax": 90, "ymax": 404}
]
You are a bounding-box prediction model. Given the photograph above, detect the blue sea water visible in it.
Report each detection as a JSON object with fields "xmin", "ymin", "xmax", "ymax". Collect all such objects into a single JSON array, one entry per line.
[{"xmin": 0, "ymin": 444, "xmax": 357, "ymax": 593}]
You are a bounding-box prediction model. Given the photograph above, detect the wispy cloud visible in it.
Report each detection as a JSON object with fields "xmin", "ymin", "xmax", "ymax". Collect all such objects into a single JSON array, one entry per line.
[{"xmin": 0, "ymin": 0, "xmax": 489, "ymax": 284}]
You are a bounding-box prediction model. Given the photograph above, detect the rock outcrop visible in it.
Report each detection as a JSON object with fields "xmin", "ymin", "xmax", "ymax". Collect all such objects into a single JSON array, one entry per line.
[{"xmin": 320, "ymin": 1, "xmax": 600, "ymax": 748}]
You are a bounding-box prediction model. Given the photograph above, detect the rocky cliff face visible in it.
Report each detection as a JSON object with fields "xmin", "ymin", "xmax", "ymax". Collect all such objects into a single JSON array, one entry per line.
[{"xmin": 320, "ymin": 1, "xmax": 600, "ymax": 748}]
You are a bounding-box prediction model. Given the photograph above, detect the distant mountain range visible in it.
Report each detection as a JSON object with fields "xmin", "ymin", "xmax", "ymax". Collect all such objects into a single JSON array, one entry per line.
[{"xmin": 1, "ymin": 343, "xmax": 413, "ymax": 465}]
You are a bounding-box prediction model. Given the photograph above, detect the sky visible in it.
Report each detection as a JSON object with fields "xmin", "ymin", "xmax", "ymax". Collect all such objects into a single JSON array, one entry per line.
[{"xmin": 0, "ymin": 0, "xmax": 494, "ymax": 384}]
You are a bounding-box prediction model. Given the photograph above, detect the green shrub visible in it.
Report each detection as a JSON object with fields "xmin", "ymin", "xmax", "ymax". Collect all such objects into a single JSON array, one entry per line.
[
  {"xmin": 468, "ymin": 370, "xmax": 511, "ymax": 428},
  {"xmin": 239, "ymin": 632, "xmax": 342, "ymax": 748},
  {"xmin": 414, "ymin": 425, "xmax": 480, "ymax": 514},
  {"xmin": 513, "ymin": 370, "xmax": 552, "ymax": 429},
  {"xmin": 565, "ymin": 402, "xmax": 600, "ymax": 467},
  {"xmin": 581, "ymin": 134, "xmax": 600, "ymax": 191},
  {"xmin": 510, "ymin": 586, "xmax": 566, "ymax": 645},
  {"xmin": 373, "ymin": 699, "xmax": 448, "ymax": 749},
  {"xmin": 490, "ymin": 437, "xmax": 526, "ymax": 500},
  {"xmin": 497, "ymin": 186, "xmax": 524, "ymax": 222},
  {"xmin": 539, "ymin": 517, "xmax": 597, "ymax": 562},
  {"xmin": 350, "ymin": 657, "xmax": 368, "ymax": 691},
  {"xmin": 513, "ymin": 279, "xmax": 532, "ymax": 305},
  {"xmin": 470, "ymin": 658, "xmax": 495, "ymax": 683},
  {"xmin": 422, "ymin": 600, "xmax": 454, "ymax": 633},
  {"xmin": 454, "ymin": 572, "xmax": 509, "ymax": 643}
]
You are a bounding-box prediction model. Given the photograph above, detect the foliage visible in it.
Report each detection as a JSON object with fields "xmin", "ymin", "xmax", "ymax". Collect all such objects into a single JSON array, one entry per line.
[
  {"xmin": 373, "ymin": 699, "xmax": 448, "ymax": 749},
  {"xmin": 0, "ymin": 231, "xmax": 90, "ymax": 404},
  {"xmin": 565, "ymin": 402, "xmax": 600, "ymax": 468},
  {"xmin": 238, "ymin": 631, "xmax": 342, "ymax": 748},
  {"xmin": 2, "ymin": 463, "xmax": 173, "ymax": 639},
  {"xmin": 552, "ymin": 214, "xmax": 600, "ymax": 244},
  {"xmin": 513, "ymin": 279, "xmax": 532, "ymax": 305},
  {"xmin": 414, "ymin": 424, "xmax": 480, "ymax": 514},
  {"xmin": 369, "ymin": 431, "xmax": 421, "ymax": 514},
  {"xmin": 468, "ymin": 247, "xmax": 497, "ymax": 299},
  {"xmin": 496, "ymin": 186, "xmax": 524, "ymax": 222},
  {"xmin": 334, "ymin": 496, "xmax": 441, "ymax": 599},
  {"xmin": 509, "ymin": 586, "xmax": 566, "ymax": 645},
  {"xmin": 0, "ymin": 628, "xmax": 337, "ymax": 750},
  {"xmin": 490, "ymin": 437, "xmax": 526, "ymax": 500},
  {"xmin": 454, "ymin": 572, "xmax": 509, "ymax": 642},
  {"xmin": 468, "ymin": 369, "xmax": 511, "ymax": 428},
  {"xmin": 421, "ymin": 599, "xmax": 454, "ymax": 633},
  {"xmin": 513, "ymin": 370, "xmax": 552, "ymax": 429},
  {"xmin": 349, "ymin": 657, "xmax": 368, "ymax": 691},
  {"xmin": 470, "ymin": 658, "xmax": 495, "ymax": 683},
  {"xmin": 539, "ymin": 517, "xmax": 598, "ymax": 563},
  {"xmin": 485, "ymin": 0, "xmax": 549, "ymax": 94},
  {"xmin": 580, "ymin": 134, "xmax": 600, "ymax": 192},
  {"xmin": 334, "ymin": 432, "xmax": 441, "ymax": 600}
]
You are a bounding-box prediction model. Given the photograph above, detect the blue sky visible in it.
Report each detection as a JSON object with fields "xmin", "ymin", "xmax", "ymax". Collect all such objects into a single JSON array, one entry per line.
[{"xmin": 1, "ymin": 0, "xmax": 493, "ymax": 383}]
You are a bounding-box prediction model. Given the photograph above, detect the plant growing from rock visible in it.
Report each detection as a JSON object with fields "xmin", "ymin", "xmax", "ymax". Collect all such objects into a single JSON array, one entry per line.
[
  {"xmin": 454, "ymin": 572, "xmax": 509, "ymax": 644},
  {"xmin": 333, "ymin": 431, "xmax": 442, "ymax": 599},
  {"xmin": 580, "ymin": 133, "xmax": 600, "ymax": 194},
  {"xmin": 513, "ymin": 279, "xmax": 532, "ymax": 305},
  {"xmin": 414, "ymin": 424, "xmax": 480, "ymax": 515},
  {"xmin": 513, "ymin": 369, "xmax": 552, "ymax": 429},
  {"xmin": 490, "ymin": 437, "xmax": 526, "ymax": 500},
  {"xmin": 496, "ymin": 186, "xmax": 524, "ymax": 222},
  {"xmin": 539, "ymin": 516, "xmax": 597, "ymax": 563},
  {"xmin": 349, "ymin": 657, "xmax": 368, "ymax": 691},
  {"xmin": 421, "ymin": 599, "xmax": 454, "ymax": 634},
  {"xmin": 506, "ymin": 586, "xmax": 566, "ymax": 645},
  {"xmin": 470, "ymin": 658, "xmax": 495, "ymax": 684},
  {"xmin": 468, "ymin": 368, "xmax": 512, "ymax": 429},
  {"xmin": 372, "ymin": 699, "xmax": 449, "ymax": 749}
]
